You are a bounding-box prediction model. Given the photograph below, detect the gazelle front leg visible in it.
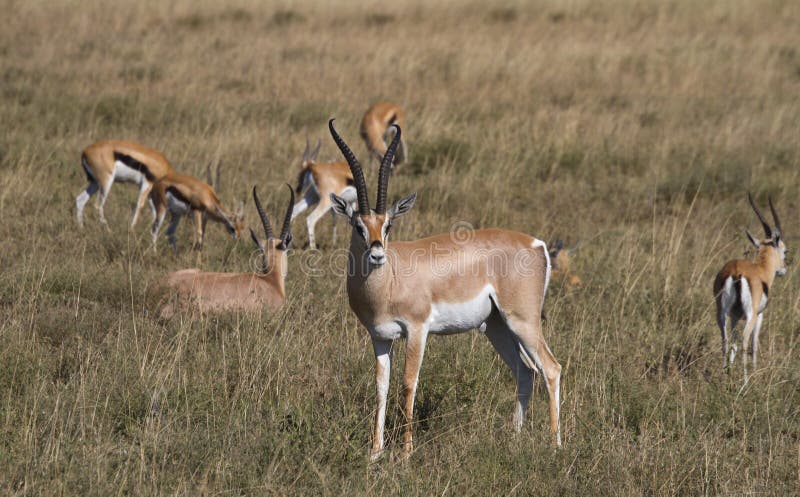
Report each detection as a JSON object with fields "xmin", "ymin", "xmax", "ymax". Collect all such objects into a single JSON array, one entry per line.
[
  {"xmin": 371, "ymin": 338, "xmax": 393, "ymax": 462},
  {"xmin": 401, "ymin": 324, "xmax": 428, "ymax": 460},
  {"xmin": 751, "ymin": 313, "xmax": 763, "ymax": 372},
  {"xmin": 192, "ymin": 210, "xmax": 204, "ymax": 250}
]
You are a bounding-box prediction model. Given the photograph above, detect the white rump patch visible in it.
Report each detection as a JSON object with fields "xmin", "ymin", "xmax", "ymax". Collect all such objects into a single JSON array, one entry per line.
[{"xmin": 532, "ymin": 239, "xmax": 550, "ymax": 300}]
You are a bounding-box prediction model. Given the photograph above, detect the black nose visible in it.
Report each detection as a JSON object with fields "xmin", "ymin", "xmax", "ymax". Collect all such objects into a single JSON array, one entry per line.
[{"xmin": 370, "ymin": 241, "xmax": 383, "ymax": 250}]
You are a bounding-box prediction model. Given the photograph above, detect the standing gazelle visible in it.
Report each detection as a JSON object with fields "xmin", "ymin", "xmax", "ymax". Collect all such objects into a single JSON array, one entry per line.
[
  {"xmin": 158, "ymin": 185, "xmax": 294, "ymax": 319},
  {"xmin": 76, "ymin": 140, "xmax": 176, "ymax": 228},
  {"xmin": 150, "ymin": 169, "xmax": 245, "ymax": 251},
  {"xmin": 714, "ymin": 194, "xmax": 787, "ymax": 381},
  {"xmin": 291, "ymin": 138, "xmax": 358, "ymax": 249},
  {"xmin": 328, "ymin": 119, "xmax": 561, "ymax": 461},
  {"xmin": 360, "ymin": 102, "xmax": 407, "ymax": 169}
]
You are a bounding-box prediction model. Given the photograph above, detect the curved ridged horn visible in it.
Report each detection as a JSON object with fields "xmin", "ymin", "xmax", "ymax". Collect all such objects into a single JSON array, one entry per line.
[
  {"xmin": 302, "ymin": 135, "xmax": 310, "ymax": 163},
  {"xmin": 375, "ymin": 124, "xmax": 401, "ymax": 215},
  {"xmin": 311, "ymin": 139, "xmax": 321, "ymax": 161},
  {"xmin": 279, "ymin": 183, "xmax": 294, "ymax": 243},
  {"xmin": 329, "ymin": 119, "xmax": 370, "ymax": 215},
  {"xmin": 253, "ymin": 186, "xmax": 274, "ymax": 240},
  {"xmin": 748, "ymin": 192, "xmax": 772, "ymax": 238},
  {"xmin": 769, "ymin": 197, "xmax": 782, "ymax": 237}
]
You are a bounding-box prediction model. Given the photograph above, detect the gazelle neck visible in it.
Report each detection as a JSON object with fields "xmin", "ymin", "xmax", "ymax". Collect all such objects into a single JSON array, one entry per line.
[
  {"xmin": 755, "ymin": 247, "xmax": 779, "ymax": 289},
  {"xmin": 260, "ymin": 250, "xmax": 288, "ymax": 298}
]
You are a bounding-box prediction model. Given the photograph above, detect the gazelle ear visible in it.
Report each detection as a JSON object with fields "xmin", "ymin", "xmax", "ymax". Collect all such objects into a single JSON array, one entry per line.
[
  {"xmin": 330, "ymin": 193, "xmax": 353, "ymax": 219},
  {"xmin": 745, "ymin": 229, "xmax": 760, "ymax": 248},
  {"xmin": 388, "ymin": 192, "xmax": 417, "ymax": 219}
]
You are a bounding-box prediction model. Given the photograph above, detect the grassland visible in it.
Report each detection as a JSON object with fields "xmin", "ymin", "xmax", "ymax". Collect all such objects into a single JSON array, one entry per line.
[{"xmin": 1, "ymin": 0, "xmax": 800, "ymax": 495}]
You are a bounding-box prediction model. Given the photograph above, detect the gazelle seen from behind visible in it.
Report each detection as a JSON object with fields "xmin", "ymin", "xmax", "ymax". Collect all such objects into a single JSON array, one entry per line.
[
  {"xmin": 150, "ymin": 165, "xmax": 245, "ymax": 251},
  {"xmin": 76, "ymin": 140, "xmax": 176, "ymax": 229},
  {"xmin": 158, "ymin": 185, "xmax": 294, "ymax": 319},
  {"xmin": 360, "ymin": 102, "xmax": 407, "ymax": 169},
  {"xmin": 291, "ymin": 138, "xmax": 357, "ymax": 249},
  {"xmin": 328, "ymin": 119, "xmax": 561, "ymax": 462},
  {"xmin": 714, "ymin": 193, "xmax": 787, "ymax": 381}
]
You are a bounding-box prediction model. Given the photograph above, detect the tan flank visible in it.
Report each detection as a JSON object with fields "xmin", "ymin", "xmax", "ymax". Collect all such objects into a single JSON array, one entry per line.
[
  {"xmin": 291, "ymin": 137, "xmax": 357, "ymax": 249},
  {"xmin": 713, "ymin": 194, "xmax": 787, "ymax": 382},
  {"xmin": 360, "ymin": 102, "xmax": 407, "ymax": 168},
  {"xmin": 158, "ymin": 185, "xmax": 294, "ymax": 318},
  {"xmin": 76, "ymin": 140, "xmax": 176, "ymax": 229},
  {"xmin": 328, "ymin": 119, "xmax": 561, "ymax": 462}
]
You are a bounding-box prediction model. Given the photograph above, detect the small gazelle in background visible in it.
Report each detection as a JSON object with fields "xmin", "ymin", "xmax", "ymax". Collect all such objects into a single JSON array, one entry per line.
[
  {"xmin": 360, "ymin": 102, "xmax": 407, "ymax": 169},
  {"xmin": 76, "ymin": 140, "xmax": 176, "ymax": 229},
  {"xmin": 549, "ymin": 239, "xmax": 582, "ymax": 287},
  {"xmin": 291, "ymin": 137, "xmax": 358, "ymax": 249},
  {"xmin": 713, "ymin": 193, "xmax": 787, "ymax": 381},
  {"xmin": 149, "ymin": 164, "xmax": 245, "ymax": 251},
  {"xmin": 158, "ymin": 185, "xmax": 294, "ymax": 319}
]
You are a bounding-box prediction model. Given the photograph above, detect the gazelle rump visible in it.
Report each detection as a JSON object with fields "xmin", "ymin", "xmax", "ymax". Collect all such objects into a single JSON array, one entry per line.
[
  {"xmin": 291, "ymin": 137, "xmax": 358, "ymax": 249},
  {"xmin": 158, "ymin": 185, "xmax": 294, "ymax": 319},
  {"xmin": 328, "ymin": 119, "xmax": 561, "ymax": 461},
  {"xmin": 360, "ymin": 102, "xmax": 407, "ymax": 168},
  {"xmin": 713, "ymin": 194, "xmax": 787, "ymax": 381},
  {"xmin": 76, "ymin": 140, "xmax": 175, "ymax": 229},
  {"xmin": 150, "ymin": 167, "xmax": 245, "ymax": 251}
]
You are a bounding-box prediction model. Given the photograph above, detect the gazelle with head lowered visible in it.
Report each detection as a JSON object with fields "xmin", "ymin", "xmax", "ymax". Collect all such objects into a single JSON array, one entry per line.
[
  {"xmin": 158, "ymin": 185, "xmax": 293, "ymax": 319},
  {"xmin": 150, "ymin": 166, "xmax": 245, "ymax": 251},
  {"xmin": 328, "ymin": 119, "xmax": 561, "ymax": 462},
  {"xmin": 360, "ymin": 102, "xmax": 407, "ymax": 169},
  {"xmin": 76, "ymin": 140, "xmax": 176, "ymax": 229},
  {"xmin": 291, "ymin": 137, "xmax": 358, "ymax": 249},
  {"xmin": 714, "ymin": 194, "xmax": 787, "ymax": 381}
]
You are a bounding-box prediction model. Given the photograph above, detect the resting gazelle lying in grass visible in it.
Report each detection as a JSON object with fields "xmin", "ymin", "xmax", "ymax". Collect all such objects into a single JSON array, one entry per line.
[
  {"xmin": 158, "ymin": 185, "xmax": 294, "ymax": 319},
  {"xmin": 714, "ymin": 193, "xmax": 787, "ymax": 381},
  {"xmin": 328, "ymin": 119, "xmax": 561, "ymax": 462},
  {"xmin": 360, "ymin": 102, "xmax": 407, "ymax": 170},
  {"xmin": 76, "ymin": 140, "xmax": 176, "ymax": 229},
  {"xmin": 149, "ymin": 165, "xmax": 245, "ymax": 251},
  {"xmin": 291, "ymin": 137, "xmax": 357, "ymax": 249}
]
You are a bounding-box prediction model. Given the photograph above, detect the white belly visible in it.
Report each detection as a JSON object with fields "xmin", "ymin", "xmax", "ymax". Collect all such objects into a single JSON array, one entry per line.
[
  {"xmin": 166, "ymin": 192, "xmax": 190, "ymax": 215},
  {"xmin": 113, "ymin": 160, "xmax": 145, "ymax": 184},
  {"xmin": 427, "ymin": 285, "xmax": 495, "ymax": 334}
]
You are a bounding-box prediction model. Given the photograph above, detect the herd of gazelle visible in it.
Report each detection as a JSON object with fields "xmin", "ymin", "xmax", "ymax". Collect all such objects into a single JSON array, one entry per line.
[{"xmin": 73, "ymin": 100, "xmax": 788, "ymax": 461}]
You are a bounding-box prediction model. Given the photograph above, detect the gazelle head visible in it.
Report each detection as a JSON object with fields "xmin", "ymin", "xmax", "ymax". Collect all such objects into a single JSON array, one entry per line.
[
  {"xmin": 328, "ymin": 119, "xmax": 416, "ymax": 266},
  {"xmin": 745, "ymin": 193, "xmax": 787, "ymax": 277},
  {"xmin": 250, "ymin": 184, "xmax": 294, "ymax": 274}
]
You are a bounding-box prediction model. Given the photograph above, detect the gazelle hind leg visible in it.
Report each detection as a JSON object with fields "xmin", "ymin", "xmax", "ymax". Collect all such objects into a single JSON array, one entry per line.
[
  {"xmin": 751, "ymin": 314, "xmax": 763, "ymax": 373},
  {"xmin": 76, "ymin": 181, "xmax": 99, "ymax": 227},
  {"xmin": 505, "ymin": 317, "xmax": 561, "ymax": 446},
  {"xmin": 305, "ymin": 202, "xmax": 330, "ymax": 250},
  {"xmin": 96, "ymin": 177, "xmax": 114, "ymax": 229},
  {"xmin": 484, "ymin": 315, "xmax": 533, "ymax": 432}
]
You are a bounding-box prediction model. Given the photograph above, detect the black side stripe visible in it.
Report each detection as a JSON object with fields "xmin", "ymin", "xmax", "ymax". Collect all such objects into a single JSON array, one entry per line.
[
  {"xmin": 166, "ymin": 185, "xmax": 190, "ymax": 206},
  {"xmin": 114, "ymin": 151, "xmax": 156, "ymax": 181}
]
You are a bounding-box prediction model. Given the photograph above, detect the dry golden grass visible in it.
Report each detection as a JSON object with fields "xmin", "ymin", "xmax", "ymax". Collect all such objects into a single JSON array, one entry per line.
[{"xmin": 1, "ymin": 0, "xmax": 800, "ymax": 495}]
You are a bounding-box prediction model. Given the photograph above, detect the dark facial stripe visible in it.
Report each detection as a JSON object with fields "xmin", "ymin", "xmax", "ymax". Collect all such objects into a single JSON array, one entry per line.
[{"xmin": 114, "ymin": 151, "xmax": 156, "ymax": 181}]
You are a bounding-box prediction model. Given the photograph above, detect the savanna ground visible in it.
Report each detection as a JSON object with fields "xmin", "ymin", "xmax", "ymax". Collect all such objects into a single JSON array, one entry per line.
[{"xmin": 1, "ymin": 0, "xmax": 799, "ymax": 495}]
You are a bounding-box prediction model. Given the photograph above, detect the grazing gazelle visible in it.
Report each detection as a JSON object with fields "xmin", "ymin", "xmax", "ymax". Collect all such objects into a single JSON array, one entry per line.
[
  {"xmin": 158, "ymin": 185, "xmax": 294, "ymax": 319},
  {"xmin": 150, "ymin": 167, "xmax": 245, "ymax": 251},
  {"xmin": 76, "ymin": 140, "xmax": 176, "ymax": 228},
  {"xmin": 714, "ymin": 193, "xmax": 787, "ymax": 381},
  {"xmin": 549, "ymin": 240, "xmax": 582, "ymax": 287},
  {"xmin": 291, "ymin": 137, "xmax": 358, "ymax": 249},
  {"xmin": 328, "ymin": 119, "xmax": 561, "ymax": 461},
  {"xmin": 360, "ymin": 102, "xmax": 407, "ymax": 169}
]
